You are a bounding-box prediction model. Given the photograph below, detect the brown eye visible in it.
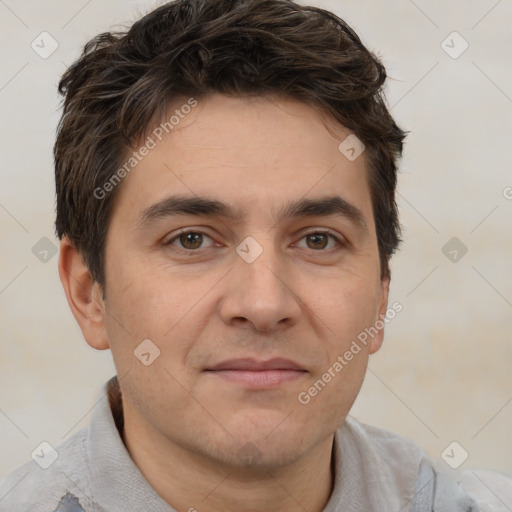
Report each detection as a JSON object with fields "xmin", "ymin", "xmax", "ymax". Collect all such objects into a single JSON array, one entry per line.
[
  {"xmin": 306, "ymin": 233, "xmax": 329, "ymax": 250},
  {"xmin": 165, "ymin": 230, "xmax": 214, "ymax": 251},
  {"xmin": 179, "ymin": 232, "xmax": 203, "ymax": 250},
  {"xmin": 297, "ymin": 231, "xmax": 342, "ymax": 251}
]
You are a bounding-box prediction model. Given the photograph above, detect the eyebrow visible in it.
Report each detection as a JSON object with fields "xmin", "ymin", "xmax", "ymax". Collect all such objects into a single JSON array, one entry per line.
[{"xmin": 138, "ymin": 194, "xmax": 368, "ymax": 231}]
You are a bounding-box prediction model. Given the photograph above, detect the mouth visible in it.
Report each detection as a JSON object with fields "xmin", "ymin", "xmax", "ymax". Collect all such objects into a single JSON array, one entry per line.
[{"xmin": 204, "ymin": 358, "xmax": 308, "ymax": 389}]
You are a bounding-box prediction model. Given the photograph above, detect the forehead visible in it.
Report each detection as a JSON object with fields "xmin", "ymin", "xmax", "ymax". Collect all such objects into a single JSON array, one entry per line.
[{"xmin": 112, "ymin": 94, "xmax": 373, "ymax": 227}]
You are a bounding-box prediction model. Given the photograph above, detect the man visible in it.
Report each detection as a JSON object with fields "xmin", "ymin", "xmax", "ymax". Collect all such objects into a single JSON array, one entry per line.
[{"xmin": 0, "ymin": 0, "xmax": 505, "ymax": 510}]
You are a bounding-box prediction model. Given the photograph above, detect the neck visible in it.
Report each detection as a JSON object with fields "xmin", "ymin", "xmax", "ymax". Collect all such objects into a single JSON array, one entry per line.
[{"xmin": 121, "ymin": 410, "xmax": 334, "ymax": 512}]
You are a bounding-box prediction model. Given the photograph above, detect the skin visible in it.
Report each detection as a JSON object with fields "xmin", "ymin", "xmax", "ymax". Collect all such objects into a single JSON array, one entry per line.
[{"xmin": 59, "ymin": 94, "xmax": 389, "ymax": 512}]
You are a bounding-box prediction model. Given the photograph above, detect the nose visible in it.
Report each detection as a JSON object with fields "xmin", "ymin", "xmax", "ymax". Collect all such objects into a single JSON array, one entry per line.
[{"xmin": 218, "ymin": 241, "xmax": 302, "ymax": 333}]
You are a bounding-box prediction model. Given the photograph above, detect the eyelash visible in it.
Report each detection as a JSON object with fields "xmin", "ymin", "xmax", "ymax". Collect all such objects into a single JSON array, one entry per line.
[{"xmin": 163, "ymin": 229, "xmax": 345, "ymax": 253}]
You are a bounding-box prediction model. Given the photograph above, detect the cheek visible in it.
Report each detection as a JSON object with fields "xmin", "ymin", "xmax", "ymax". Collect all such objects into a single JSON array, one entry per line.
[
  {"xmin": 312, "ymin": 275, "xmax": 381, "ymax": 345},
  {"xmin": 296, "ymin": 343, "xmax": 369, "ymax": 432},
  {"xmin": 107, "ymin": 258, "xmax": 179, "ymax": 331},
  {"xmin": 103, "ymin": 259, "xmax": 222, "ymax": 365}
]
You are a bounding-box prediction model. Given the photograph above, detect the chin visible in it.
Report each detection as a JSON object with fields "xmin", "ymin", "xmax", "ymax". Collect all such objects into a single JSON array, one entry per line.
[{"xmin": 209, "ymin": 416, "xmax": 315, "ymax": 469}]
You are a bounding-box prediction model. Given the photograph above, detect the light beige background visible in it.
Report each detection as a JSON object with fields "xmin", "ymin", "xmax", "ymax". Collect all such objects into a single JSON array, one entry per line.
[{"xmin": 1, "ymin": 0, "xmax": 511, "ymax": 479}]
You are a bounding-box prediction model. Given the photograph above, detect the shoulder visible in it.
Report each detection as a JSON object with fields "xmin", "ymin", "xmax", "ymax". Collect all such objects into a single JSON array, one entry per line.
[
  {"xmin": 458, "ymin": 468, "xmax": 512, "ymax": 512},
  {"xmin": 341, "ymin": 417, "xmax": 487, "ymax": 511},
  {"xmin": 343, "ymin": 417, "xmax": 512, "ymax": 511},
  {"xmin": 334, "ymin": 416, "xmax": 429, "ymax": 510},
  {"xmin": 0, "ymin": 427, "xmax": 93, "ymax": 512},
  {"xmin": 342, "ymin": 415, "xmax": 428, "ymax": 467}
]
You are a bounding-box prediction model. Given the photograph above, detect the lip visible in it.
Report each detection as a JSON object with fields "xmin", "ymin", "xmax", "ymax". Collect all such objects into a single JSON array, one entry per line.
[
  {"xmin": 206, "ymin": 358, "xmax": 305, "ymax": 372},
  {"xmin": 204, "ymin": 358, "xmax": 307, "ymax": 389}
]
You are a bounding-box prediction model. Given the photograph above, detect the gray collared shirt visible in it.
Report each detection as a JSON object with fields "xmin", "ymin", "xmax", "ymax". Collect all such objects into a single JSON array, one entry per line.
[{"xmin": 0, "ymin": 376, "xmax": 482, "ymax": 511}]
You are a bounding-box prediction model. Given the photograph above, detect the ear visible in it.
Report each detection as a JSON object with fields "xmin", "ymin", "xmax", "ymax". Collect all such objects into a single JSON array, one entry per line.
[
  {"xmin": 58, "ymin": 237, "xmax": 110, "ymax": 350},
  {"xmin": 368, "ymin": 275, "xmax": 390, "ymax": 355}
]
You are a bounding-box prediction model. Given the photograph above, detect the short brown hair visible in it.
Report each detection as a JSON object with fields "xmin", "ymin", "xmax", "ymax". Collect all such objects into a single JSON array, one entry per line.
[{"xmin": 54, "ymin": 0, "xmax": 405, "ymax": 287}]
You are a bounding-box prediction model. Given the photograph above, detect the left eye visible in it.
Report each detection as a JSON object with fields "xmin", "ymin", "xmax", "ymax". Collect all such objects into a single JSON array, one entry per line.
[
  {"xmin": 295, "ymin": 232, "xmax": 342, "ymax": 251},
  {"xmin": 167, "ymin": 231, "xmax": 215, "ymax": 250},
  {"xmin": 165, "ymin": 230, "xmax": 342, "ymax": 251}
]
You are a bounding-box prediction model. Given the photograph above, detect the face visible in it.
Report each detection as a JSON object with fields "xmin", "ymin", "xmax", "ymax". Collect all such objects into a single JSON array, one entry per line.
[{"xmin": 99, "ymin": 94, "xmax": 388, "ymax": 470}]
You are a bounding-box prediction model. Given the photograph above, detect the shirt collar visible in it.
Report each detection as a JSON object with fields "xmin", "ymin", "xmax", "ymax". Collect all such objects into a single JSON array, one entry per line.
[
  {"xmin": 88, "ymin": 377, "xmax": 422, "ymax": 512},
  {"xmin": 87, "ymin": 376, "xmax": 177, "ymax": 512}
]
